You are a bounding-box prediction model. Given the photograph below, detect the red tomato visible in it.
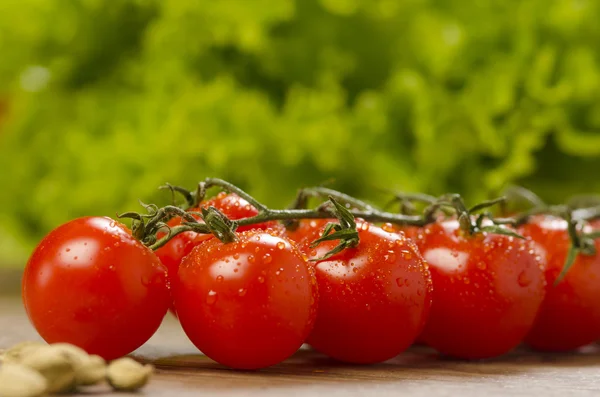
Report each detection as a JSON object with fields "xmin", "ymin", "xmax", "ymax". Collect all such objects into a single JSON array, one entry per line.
[
  {"xmin": 156, "ymin": 192, "xmax": 281, "ymax": 314},
  {"xmin": 415, "ymin": 219, "xmax": 545, "ymax": 359},
  {"xmin": 174, "ymin": 229, "xmax": 317, "ymax": 369},
  {"xmin": 22, "ymin": 217, "xmax": 170, "ymax": 360},
  {"xmin": 299, "ymin": 222, "xmax": 432, "ymax": 364},
  {"xmin": 519, "ymin": 215, "xmax": 600, "ymax": 351}
]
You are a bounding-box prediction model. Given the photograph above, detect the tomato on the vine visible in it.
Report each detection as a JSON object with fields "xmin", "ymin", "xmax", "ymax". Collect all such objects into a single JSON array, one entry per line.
[
  {"xmin": 174, "ymin": 229, "xmax": 317, "ymax": 370},
  {"xmin": 22, "ymin": 217, "xmax": 170, "ymax": 360},
  {"xmin": 414, "ymin": 219, "xmax": 545, "ymax": 359},
  {"xmin": 519, "ymin": 215, "xmax": 600, "ymax": 351},
  {"xmin": 156, "ymin": 192, "xmax": 282, "ymax": 314},
  {"xmin": 298, "ymin": 222, "xmax": 432, "ymax": 364}
]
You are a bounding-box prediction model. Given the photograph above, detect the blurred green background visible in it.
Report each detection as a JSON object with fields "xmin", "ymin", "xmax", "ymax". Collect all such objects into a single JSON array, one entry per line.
[{"xmin": 1, "ymin": 0, "xmax": 600, "ymax": 267}]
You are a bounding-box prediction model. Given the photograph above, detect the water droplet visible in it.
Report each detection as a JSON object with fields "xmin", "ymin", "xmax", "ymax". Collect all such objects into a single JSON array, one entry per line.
[
  {"xmin": 248, "ymin": 255, "xmax": 256, "ymax": 263},
  {"xmin": 405, "ymin": 279, "xmax": 411, "ymax": 286},
  {"xmin": 238, "ymin": 288, "xmax": 247, "ymax": 297},
  {"xmin": 396, "ymin": 278, "xmax": 403, "ymax": 287},
  {"xmin": 255, "ymin": 235, "xmax": 261, "ymax": 241},
  {"xmin": 476, "ymin": 261, "xmax": 487, "ymax": 270},
  {"xmin": 233, "ymin": 253, "xmax": 240, "ymax": 260},
  {"xmin": 258, "ymin": 276, "xmax": 265, "ymax": 283},
  {"xmin": 263, "ymin": 254, "xmax": 272, "ymax": 264},
  {"xmin": 463, "ymin": 277, "xmax": 470, "ymax": 285},
  {"xmin": 352, "ymin": 268, "xmax": 358, "ymax": 273},
  {"xmin": 73, "ymin": 256, "xmax": 78, "ymax": 260},
  {"xmin": 234, "ymin": 268, "xmax": 239, "ymax": 273},
  {"xmin": 518, "ymin": 271, "xmax": 531, "ymax": 287},
  {"xmin": 216, "ymin": 275, "xmax": 224, "ymax": 283},
  {"xmin": 401, "ymin": 250, "xmax": 413, "ymax": 260},
  {"xmin": 276, "ymin": 242, "xmax": 286, "ymax": 250},
  {"xmin": 382, "ymin": 223, "xmax": 395, "ymax": 233},
  {"xmin": 206, "ymin": 290, "xmax": 218, "ymax": 305},
  {"xmin": 65, "ymin": 248, "xmax": 71, "ymax": 252}
]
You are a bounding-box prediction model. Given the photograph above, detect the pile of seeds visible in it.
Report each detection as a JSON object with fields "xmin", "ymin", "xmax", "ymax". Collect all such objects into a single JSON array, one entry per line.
[{"xmin": 0, "ymin": 341, "xmax": 153, "ymax": 397}]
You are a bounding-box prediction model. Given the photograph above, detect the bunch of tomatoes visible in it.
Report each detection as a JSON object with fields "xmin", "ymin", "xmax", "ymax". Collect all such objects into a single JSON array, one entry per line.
[{"xmin": 21, "ymin": 181, "xmax": 600, "ymax": 370}]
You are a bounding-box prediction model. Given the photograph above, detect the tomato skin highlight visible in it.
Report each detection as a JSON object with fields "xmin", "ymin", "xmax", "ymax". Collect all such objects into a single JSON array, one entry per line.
[
  {"xmin": 520, "ymin": 216, "xmax": 600, "ymax": 351},
  {"xmin": 299, "ymin": 222, "xmax": 432, "ymax": 364},
  {"xmin": 174, "ymin": 229, "xmax": 317, "ymax": 370},
  {"xmin": 22, "ymin": 216, "xmax": 170, "ymax": 360},
  {"xmin": 415, "ymin": 220, "xmax": 545, "ymax": 359}
]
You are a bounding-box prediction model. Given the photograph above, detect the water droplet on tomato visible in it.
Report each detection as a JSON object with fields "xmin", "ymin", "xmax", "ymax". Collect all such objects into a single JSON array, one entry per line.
[
  {"xmin": 361, "ymin": 223, "xmax": 370, "ymax": 231},
  {"xmin": 238, "ymin": 288, "xmax": 247, "ymax": 297},
  {"xmin": 401, "ymin": 250, "xmax": 413, "ymax": 260},
  {"xmin": 352, "ymin": 268, "xmax": 358, "ymax": 273},
  {"xmin": 206, "ymin": 290, "xmax": 218, "ymax": 305},
  {"xmin": 234, "ymin": 268, "xmax": 239, "ymax": 273},
  {"xmin": 396, "ymin": 278, "xmax": 402, "ymax": 287},
  {"xmin": 255, "ymin": 235, "xmax": 261, "ymax": 241},
  {"xmin": 518, "ymin": 271, "xmax": 531, "ymax": 287},
  {"xmin": 258, "ymin": 276, "xmax": 265, "ymax": 283},
  {"xmin": 276, "ymin": 242, "xmax": 286, "ymax": 250},
  {"xmin": 73, "ymin": 256, "xmax": 78, "ymax": 260},
  {"xmin": 65, "ymin": 248, "xmax": 71, "ymax": 252},
  {"xmin": 476, "ymin": 261, "xmax": 487, "ymax": 270},
  {"xmin": 216, "ymin": 275, "xmax": 224, "ymax": 283},
  {"xmin": 248, "ymin": 255, "xmax": 255, "ymax": 263},
  {"xmin": 463, "ymin": 277, "xmax": 470, "ymax": 284},
  {"xmin": 263, "ymin": 253, "xmax": 272, "ymax": 264},
  {"xmin": 382, "ymin": 223, "xmax": 395, "ymax": 233}
]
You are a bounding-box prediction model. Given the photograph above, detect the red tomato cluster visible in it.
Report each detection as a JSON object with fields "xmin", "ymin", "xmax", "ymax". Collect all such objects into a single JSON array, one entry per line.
[{"xmin": 21, "ymin": 193, "xmax": 600, "ymax": 370}]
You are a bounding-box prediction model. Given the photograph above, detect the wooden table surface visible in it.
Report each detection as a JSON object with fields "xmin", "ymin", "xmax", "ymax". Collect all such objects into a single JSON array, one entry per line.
[{"xmin": 2, "ymin": 295, "xmax": 600, "ymax": 396}]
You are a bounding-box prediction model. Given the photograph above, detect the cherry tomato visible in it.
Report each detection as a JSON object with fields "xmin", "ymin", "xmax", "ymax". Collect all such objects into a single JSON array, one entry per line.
[
  {"xmin": 156, "ymin": 192, "xmax": 281, "ymax": 314},
  {"xmin": 22, "ymin": 217, "xmax": 170, "ymax": 360},
  {"xmin": 299, "ymin": 222, "xmax": 432, "ymax": 364},
  {"xmin": 415, "ymin": 219, "xmax": 545, "ymax": 359},
  {"xmin": 174, "ymin": 229, "xmax": 317, "ymax": 369},
  {"xmin": 519, "ymin": 215, "xmax": 600, "ymax": 351}
]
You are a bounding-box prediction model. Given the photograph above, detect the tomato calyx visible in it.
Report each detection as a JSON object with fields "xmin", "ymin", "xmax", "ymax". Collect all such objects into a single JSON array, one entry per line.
[
  {"xmin": 426, "ymin": 193, "xmax": 525, "ymax": 239},
  {"xmin": 199, "ymin": 206, "xmax": 239, "ymax": 243},
  {"xmin": 308, "ymin": 197, "xmax": 359, "ymax": 261}
]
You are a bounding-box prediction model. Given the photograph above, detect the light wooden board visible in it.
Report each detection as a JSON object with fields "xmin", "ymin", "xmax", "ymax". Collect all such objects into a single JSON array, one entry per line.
[{"xmin": 2, "ymin": 296, "xmax": 600, "ymax": 396}]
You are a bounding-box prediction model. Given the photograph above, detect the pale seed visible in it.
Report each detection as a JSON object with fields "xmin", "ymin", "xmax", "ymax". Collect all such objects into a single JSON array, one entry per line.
[
  {"xmin": 2, "ymin": 341, "xmax": 45, "ymax": 364},
  {"xmin": 107, "ymin": 357, "xmax": 153, "ymax": 391},
  {"xmin": 0, "ymin": 362, "xmax": 47, "ymax": 397},
  {"xmin": 50, "ymin": 343, "xmax": 106, "ymax": 386},
  {"xmin": 19, "ymin": 345, "xmax": 77, "ymax": 393}
]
